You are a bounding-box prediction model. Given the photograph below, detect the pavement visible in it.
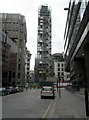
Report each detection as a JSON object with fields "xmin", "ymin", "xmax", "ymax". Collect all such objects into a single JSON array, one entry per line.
[{"xmin": 47, "ymin": 88, "xmax": 89, "ymax": 119}]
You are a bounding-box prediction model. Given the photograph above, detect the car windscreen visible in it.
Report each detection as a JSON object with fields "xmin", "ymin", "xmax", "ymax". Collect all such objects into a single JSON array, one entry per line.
[{"xmin": 42, "ymin": 87, "xmax": 52, "ymax": 91}]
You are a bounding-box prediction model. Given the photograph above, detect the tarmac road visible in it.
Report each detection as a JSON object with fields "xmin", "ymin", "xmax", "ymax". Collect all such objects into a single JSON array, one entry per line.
[{"xmin": 2, "ymin": 89, "xmax": 54, "ymax": 118}]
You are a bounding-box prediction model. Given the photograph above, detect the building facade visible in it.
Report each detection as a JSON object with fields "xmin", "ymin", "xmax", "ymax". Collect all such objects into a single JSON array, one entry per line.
[
  {"xmin": 0, "ymin": 32, "xmax": 17, "ymax": 87},
  {"xmin": 64, "ymin": 0, "xmax": 89, "ymax": 116},
  {"xmin": 36, "ymin": 5, "xmax": 52, "ymax": 81},
  {"xmin": 0, "ymin": 13, "xmax": 27, "ymax": 87},
  {"xmin": 64, "ymin": 0, "xmax": 88, "ymax": 85},
  {"xmin": 53, "ymin": 53, "xmax": 70, "ymax": 82},
  {"xmin": 25, "ymin": 48, "xmax": 31, "ymax": 82},
  {"xmin": 29, "ymin": 70, "xmax": 34, "ymax": 82}
]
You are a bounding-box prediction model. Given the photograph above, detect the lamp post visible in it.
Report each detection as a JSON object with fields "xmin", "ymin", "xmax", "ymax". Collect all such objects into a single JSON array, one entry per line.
[
  {"xmin": 56, "ymin": 75, "xmax": 61, "ymax": 97},
  {"xmin": 57, "ymin": 77, "xmax": 58, "ymax": 92},
  {"xmin": 58, "ymin": 76, "xmax": 61, "ymax": 98}
]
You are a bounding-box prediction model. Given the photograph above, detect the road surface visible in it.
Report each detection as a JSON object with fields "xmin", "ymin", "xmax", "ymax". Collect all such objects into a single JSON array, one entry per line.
[{"xmin": 2, "ymin": 89, "xmax": 55, "ymax": 118}]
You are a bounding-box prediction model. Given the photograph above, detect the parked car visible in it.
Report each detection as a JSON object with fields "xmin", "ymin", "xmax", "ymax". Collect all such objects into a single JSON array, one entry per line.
[
  {"xmin": 15, "ymin": 86, "xmax": 20, "ymax": 92},
  {"xmin": 7, "ymin": 86, "xmax": 17, "ymax": 94},
  {"xmin": 0, "ymin": 87, "xmax": 8, "ymax": 96},
  {"xmin": 16, "ymin": 85, "xmax": 23, "ymax": 92},
  {"xmin": 41, "ymin": 86, "xmax": 55, "ymax": 99},
  {"xmin": 6, "ymin": 87, "xmax": 13, "ymax": 94}
]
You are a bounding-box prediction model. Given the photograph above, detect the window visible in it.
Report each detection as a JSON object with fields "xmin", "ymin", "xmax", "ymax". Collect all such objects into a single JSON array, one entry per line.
[
  {"xmin": 27, "ymin": 67, "xmax": 29, "ymax": 70},
  {"xmin": 27, "ymin": 59, "xmax": 30, "ymax": 62},
  {"xmin": 18, "ymin": 64, "xmax": 21, "ymax": 70},
  {"xmin": 61, "ymin": 63, "xmax": 64, "ymax": 67},
  {"xmin": 58, "ymin": 68, "xmax": 60, "ymax": 71},
  {"xmin": 27, "ymin": 63, "xmax": 29, "ymax": 66},
  {"xmin": 61, "ymin": 68, "xmax": 64, "ymax": 71},
  {"xmin": 58, "ymin": 63, "xmax": 60, "ymax": 67},
  {"xmin": 27, "ymin": 72, "xmax": 29, "ymax": 75},
  {"xmin": 61, "ymin": 72, "xmax": 64, "ymax": 76},
  {"xmin": 13, "ymin": 72, "xmax": 15, "ymax": 78},
  {"xmin": 18, "ymin": 73, "xmax": 20, "ymax": 78}
]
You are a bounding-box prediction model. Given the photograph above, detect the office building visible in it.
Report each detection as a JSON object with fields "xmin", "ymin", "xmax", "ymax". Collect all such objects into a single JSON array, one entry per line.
[
  {"xmin": 64, "ymin": 0, "xmax": 89, "ymax": 115},
  {"xmin": 0, "ymin": 32, "xmax": 17, "ymax": 86},
  {"xmin": 0, "ymin": 13, "xmax": 27, "ymax": 87},
  {"xmin": 53, "ymin": 53, "xmax": 70, "ymax": 82}
]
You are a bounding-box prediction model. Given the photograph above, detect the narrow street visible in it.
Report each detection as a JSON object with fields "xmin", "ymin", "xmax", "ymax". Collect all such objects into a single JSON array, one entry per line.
[
  {"xmin": 2, "ymin": 88, "xmax": 88, "ymax": 119},
  {"xmin": 2, "ymin": 89, "xmax": 54, "ymax": 118}
]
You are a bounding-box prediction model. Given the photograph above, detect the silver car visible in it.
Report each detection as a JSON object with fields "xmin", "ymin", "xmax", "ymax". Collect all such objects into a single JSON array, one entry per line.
[
  {"xmin": 41, "ymin": 86, "xmax": 55, "ymax": 99},
  {"xmin": 0, "ymin": 87, "xmax": 8, "ymax": 96}
]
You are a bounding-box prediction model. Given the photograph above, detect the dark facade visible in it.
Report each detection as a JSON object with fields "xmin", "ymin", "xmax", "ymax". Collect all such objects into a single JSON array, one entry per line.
[
  {"xmin": 0, "ymin": 13, "xmax": 27, "ymax": 87},
  {"xmin": 64, "ymin": 0, "xmax": 89, "ymax": 116},
  {"xmin": 64, "ymin": 1, "xmax": 88, "ymax": 86},
  {"xmin": 0, "ymin": 32, "xmax": 17, "ymax": 87}
]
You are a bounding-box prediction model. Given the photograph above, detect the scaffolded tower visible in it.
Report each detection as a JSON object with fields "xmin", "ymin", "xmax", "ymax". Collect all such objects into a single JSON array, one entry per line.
[{"xmin": 36, "ymin": 5, "xmax": 52, "ymax": 81}]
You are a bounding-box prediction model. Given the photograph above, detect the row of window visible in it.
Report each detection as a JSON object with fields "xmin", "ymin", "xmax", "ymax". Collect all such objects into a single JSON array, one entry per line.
[
  {"xmin": 58, "ymin": 67, "xmax": 64, "ymax": 71},
  {"xmin": 3, "ymin": 21, "xmax": 19, "ymax": 24},
  {"xmin": 64, "ymin": 1, "xmax": 87, "ymax": 57},
  {"xmin": 58, "ymin": 63, "xmax": 65, "ymax": 67},
  {"xmin": 18, "ymin": 71, "xmax": 30, "ymax": 79},
  {"xmin": 58, "ymin": 72, "xmax": 64, "ymax": 77}
]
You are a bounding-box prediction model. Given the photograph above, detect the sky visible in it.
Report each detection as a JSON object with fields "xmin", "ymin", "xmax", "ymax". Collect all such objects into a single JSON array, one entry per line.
[{"xmin": 0, "ymin": 0, "xmax": 69, "ymax": 70}]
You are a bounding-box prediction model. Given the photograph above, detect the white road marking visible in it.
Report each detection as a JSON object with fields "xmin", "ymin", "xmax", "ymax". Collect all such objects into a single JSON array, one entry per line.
[{"xmin": 42, "ymin": 100, "xmax": 53, "ymax": 118}]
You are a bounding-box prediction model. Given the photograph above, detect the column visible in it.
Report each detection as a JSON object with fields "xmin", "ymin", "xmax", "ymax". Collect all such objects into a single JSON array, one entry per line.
[{"xmin": 84, "ymin": 43, "xmax": 89, "ymax": 116}]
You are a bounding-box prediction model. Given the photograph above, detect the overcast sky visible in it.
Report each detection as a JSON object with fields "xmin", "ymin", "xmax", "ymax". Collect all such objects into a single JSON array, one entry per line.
[{"xmin": 0, "ymin": 0, "xmax": 69, "ymax": 70}]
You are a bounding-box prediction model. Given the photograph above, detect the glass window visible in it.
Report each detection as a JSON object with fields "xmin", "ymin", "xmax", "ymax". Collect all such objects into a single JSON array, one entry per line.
[
  {"xmin": 18, "ymin": 73, "xmax": 20, "ymax": 78},
  {"xmin": 27, "ymin": 63, "xmax": 29, "ymax": 66},
  {"xmin": 58, "ymin": 63, "xmax": 60, "ymax": 67},
  {"xmin": 61, "ymin": 72, "xmax": 64, "ymax": 76},
  {"xmin": 61, "ymin": 68, "xmax": 64, "ymax": 71},
  {"xmin": 27, "ymin": 72, "xmax": 29, "ymax": 75},
  {"xmin": 13, "ymin": 72, "xmax": 15, "ymax": 78},
  {"xmin": 61, "ymin": 63, "xmax": 64, "ymax": 67},
  {"xmin": 58, "ymin": 68, "xmax": 60, "ymax": 71},
  {"xmin": 27, "ymin": 67, "xmax": 29, "ymax": 70},
  {"xmin": 18, "ymin": 64, "xmax": 21, "ymax": 70}
]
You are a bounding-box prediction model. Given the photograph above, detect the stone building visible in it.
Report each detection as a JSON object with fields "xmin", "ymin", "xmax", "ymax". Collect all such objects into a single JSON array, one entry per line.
[
  {"xmin": 53, "ymin": 53, "xmax": 70, "ymax": 82},
  {"xmin": 0, "ymin": 32, "xmax": 17, "ymax": 86},
  {"xmin": 0, "ymin": 13, "xmax": 27, "ymax": 87}
]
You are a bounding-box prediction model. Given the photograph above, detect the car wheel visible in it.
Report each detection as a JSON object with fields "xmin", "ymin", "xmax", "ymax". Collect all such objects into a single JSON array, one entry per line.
[
  {"xmin": 53, "ymin": 96, "xmax": 55, "ymax": 99},
  {"xmin": 41, "ymin": 96, "xmax": 43, "ymax": 99}
]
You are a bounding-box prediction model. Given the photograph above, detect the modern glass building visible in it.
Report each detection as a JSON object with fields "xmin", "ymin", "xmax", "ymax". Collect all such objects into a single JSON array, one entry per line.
[
  {"xmin": 64, "ymin": 0, "xmax": 88, "ymax": 84},
  {"xmin": 64, "ymin": 0, "xmax": 89, "ymax": 116}
]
